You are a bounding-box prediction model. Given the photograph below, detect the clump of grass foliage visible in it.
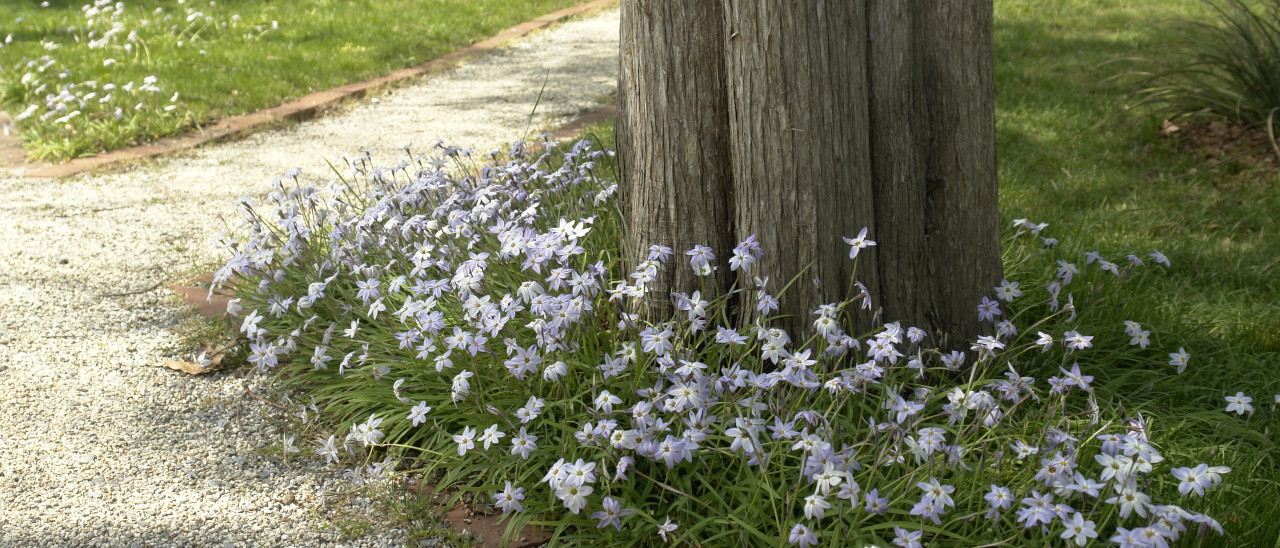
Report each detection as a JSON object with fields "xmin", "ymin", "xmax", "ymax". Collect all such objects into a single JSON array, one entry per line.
[
  {"xmin": 214, "ymin": 139, "xmax": 1269, "ymax": 547},
  {"xmin": 1126, "ymin": 0, "xmax": 1280, "ymax": 133}
]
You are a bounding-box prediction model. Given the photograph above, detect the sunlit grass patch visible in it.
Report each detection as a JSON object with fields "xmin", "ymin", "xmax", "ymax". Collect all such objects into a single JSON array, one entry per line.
[{"xmin": 0, "ymin": 0, "xmax": 584, "ymax": 161}]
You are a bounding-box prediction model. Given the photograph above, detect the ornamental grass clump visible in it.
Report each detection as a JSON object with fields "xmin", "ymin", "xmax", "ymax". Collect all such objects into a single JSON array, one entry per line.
[
  {"xmin": 216, "ymin": 139, "xmax": 1234, "ymax": 546},
  {"xmin": 1125, "ymin": 0, "xmax": 1280, "ymax": 135}
]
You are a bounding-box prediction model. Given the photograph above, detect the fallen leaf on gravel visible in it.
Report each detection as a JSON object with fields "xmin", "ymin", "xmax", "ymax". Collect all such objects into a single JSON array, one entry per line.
[
  {"xmin": 155, "ymin": 339, "xmax": 241, "ymax": 375},
  {"xmin": 158, "ymin": 360, "xmax": 217, "ymax": 375}
]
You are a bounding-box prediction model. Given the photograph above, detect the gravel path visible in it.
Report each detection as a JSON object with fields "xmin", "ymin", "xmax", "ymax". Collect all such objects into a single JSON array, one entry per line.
[{"xmin": 0, "ymin": 9, "xmax": 618, "ymax": 547}]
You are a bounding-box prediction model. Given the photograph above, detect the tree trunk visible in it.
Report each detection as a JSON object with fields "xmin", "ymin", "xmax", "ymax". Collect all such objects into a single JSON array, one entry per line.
[
  {"xmin": 910, "ymin": 0, "xmax": 1001, "ymax": 345},
  {"xmin": 619, "ymin": 0, "xmax": 1000, "ymax": 344},
  {"xmin": 721, "ymin": 0, "xmax": 876, "ymax": 339},
  {"xmin": 617, "ymin": 0, "xmax": 734, "ymax": 320}
]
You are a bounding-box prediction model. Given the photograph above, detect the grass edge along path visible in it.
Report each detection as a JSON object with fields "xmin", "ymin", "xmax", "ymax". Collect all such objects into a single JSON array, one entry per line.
[{"xmin": 6, "ymin": 0, "xmax": 617, "ymax": 180}]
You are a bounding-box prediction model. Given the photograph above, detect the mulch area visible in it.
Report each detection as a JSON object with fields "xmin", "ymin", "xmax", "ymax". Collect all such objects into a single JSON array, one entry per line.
[{"xmin": 1161, "ymin": 118, "xmax": 1280, "ymax": 175}]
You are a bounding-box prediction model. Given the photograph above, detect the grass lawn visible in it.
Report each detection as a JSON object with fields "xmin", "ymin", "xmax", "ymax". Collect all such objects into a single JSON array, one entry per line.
[
  {"xmin": 0, "ymin": 0, "xmax": 586, "ymax": 161},
  {"xmin": 997, "ymin": 0, "xmax": 1278, "ymax": 543}
]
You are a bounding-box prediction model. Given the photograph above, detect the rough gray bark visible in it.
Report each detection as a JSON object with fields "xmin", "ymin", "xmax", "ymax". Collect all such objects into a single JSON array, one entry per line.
[
  {"xmin": 867, "ymin": 0, "xmax": 928, "ymax": 336},
  {"xmin": 911, "ymin": 0, "xmax": 1002, "ymax": 344},
  {"xmin": 619, "ymin": 0, "xmax": 1000, "ymax": 344},
  {"xmin": 722, "ymin": 0, "xmax": 875, "ymax": 339},
  {"xmin": 865, "ymin": 0, "xmax": 1001, "ymax": 343},
  {"xmin": 616, "ymin": 0, "xmax": 734, "ymax": 320}
]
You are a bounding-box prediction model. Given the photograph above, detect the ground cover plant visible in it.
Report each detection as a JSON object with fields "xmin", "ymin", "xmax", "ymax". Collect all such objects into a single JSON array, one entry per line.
[
  {"xmin": 0, "ymin": 0, "xmax": 582, "ymax": 161},
  {"xmin": 1124, "ymin": 0, "xmax": 1280, "ymax": 133},
  {"xmin": 207, "ymin": 123, "xmax": 1275, "ymax": 546}
]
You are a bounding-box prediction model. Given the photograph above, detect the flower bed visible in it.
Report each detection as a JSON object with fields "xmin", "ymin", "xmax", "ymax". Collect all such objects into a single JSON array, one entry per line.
[{"xmin": 216, "ymin": 140, "xmax": 1236, "ymax": 546}]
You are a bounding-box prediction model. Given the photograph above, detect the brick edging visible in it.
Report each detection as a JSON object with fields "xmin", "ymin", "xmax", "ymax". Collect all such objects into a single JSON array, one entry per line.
[{"xmin": 18, "ymin": 0, "xmax": 617, "ymax": 179}]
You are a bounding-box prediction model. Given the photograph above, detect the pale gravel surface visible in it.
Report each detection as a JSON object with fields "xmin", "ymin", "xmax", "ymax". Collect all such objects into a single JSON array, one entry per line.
[{"xmin": 0, "ymin": 9, "xmax": 618, "ymax": 547}]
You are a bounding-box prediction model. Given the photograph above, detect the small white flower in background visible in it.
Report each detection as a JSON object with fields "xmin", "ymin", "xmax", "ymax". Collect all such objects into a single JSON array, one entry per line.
[
  {"xmin": 315, "ymin": 435, "xmax": 339, "ymax": 464},
  {"xmin": 1150, "ymin": 249, "xmax": 1171, "ymax": 267},
  {"xmin": 391, "ymin": 378, "xmax": 411, "ymax": 403},
  {"xmin": 802, "ymin": 493, "xmax": 830, "ymax": 521},
  {"xmin": 892, "ymin": 527, "xmax": 923, "ymax": 548},
  {"xmin": 787, "ymin": 523, "xmax": 818, "ymax": 547},
  {"xmin": 994, "ymin": 279, "xmax": 1023, "ymax": 302},
  {"xmin": 842, "ymin": 227, "xmax": 876, "ymax": 259},
  {"xmin": 451, "ymin": 370, "xmax": 473, "ymax": 402},
  {"xmin": 1105, "ymin": 487, "xmax": 1150, "ymax": 519},
  {"xmin": 1011, "ymin": 440, "xmax": 1039, "ymax": 459},
  {"xmin": 906, "ymin": 326, "xmax": 926, "ymax": 343},
  {"xmin": 1203, "ymin": 465, "xmax": 1232, "ymax": 489},
  {"xmin": 916, "ymin": 476, "xmax": 956, "ymax": 508},
  {"xmin": 509, "ymin": 427, "xmax": 538, "ymax": 460},
  {"xmin": 593, "ymin": 496, "xmax": 636, "ymax": 532},
  {"xmin": 239, "ymin": 309, "xmax": 262, "ymax": 337},
  {"xmin": 1059, "ymin": 512, "xmax": 1098, "ymax": 546},
  {"xmin": 1128, "ymin": 327, "xmax": 1151, "ymax": 349},
  {"xmin": 452, "ymin": 426, "xmax": 476, "ymax": 456},
  {"xmin": 1056, "ymin": 260, "xmax": 1079, "ymax": 284},
  {"xmin": 1035, "ymin": 331, "xmax": 1053, "ymax": 352},
  {"xmin": 554, "ymin": 483, "xmax": 591, "ymax": 514},
  {"xmin": 1063, "ymin": 330, "xmax": 1093, "ymax": 351},
  {"xmin": 479, "ymin": 424, "xmax": 506, "ymax": 450},
  {"xmin": 976, "ymin": 296, "xmax": 1002, "ymax": 322},
  {"xmin": 1011, "ymin": 218, "xmax": 1048, "ymax": 234},
  {"xmin": 356, "ymin": 414, "xmax": 383, "ymax": 446},
  {"xmin": 656, "ymin": 516, "xmax": 678, "ymax": 543},
  {"xmin": 984, "ymin": 484, "xmax": 1013, "ymax": 519},
  {"xmin": 407, "ymin": 401, "xmax": 431, "ymax": 427},
  {"xmin": 367, "ymin": 298, "xmax": 386, "ymax": 319},
  {"xmin": 594, "ymin": 390, "xmax": 622, "ymax": 414},
  {"xmin": 1169, "ymin": 347, "xmax": 1190, "ymax": 374},
  {"xmin": 1172, "ymin": 463, "xmax": 1211, "ymax": 496},
  {"xmin": 810, "ymin": 462, "xmax": 844, "ymax": 495},
  {"xmin": 492, "ymin": 481, "xmax": 524, "ymax": 514},
  {"xmin": 1110, "ymin": 527, "xmax": 1145, "ymax": 546},
  {"xmin": 1225, "ymin": 392, "xmax": 1254, "ymax": 416},
  {"xmin": 542, "ymin": 360, "xmax": 567, "ymax": 382},
  {"xmin": 864, "ymin": 488, "xmax": 889, "ymax": 514},
  {"xmin": 281, "ymin": 435, "xmax": 300, "ymax": 455}
]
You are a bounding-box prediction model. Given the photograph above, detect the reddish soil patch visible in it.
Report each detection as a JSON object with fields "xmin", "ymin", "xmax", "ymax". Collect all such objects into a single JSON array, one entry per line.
[
  {"xmin": 405, "ymin": 479, "xmax": 552, "ymax": 548},
  {"xmin": 171, "ymin": 273, "xmax": 233, "ymax": 320}
]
